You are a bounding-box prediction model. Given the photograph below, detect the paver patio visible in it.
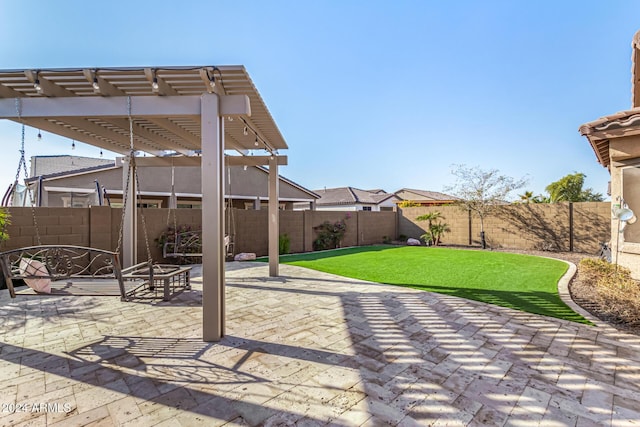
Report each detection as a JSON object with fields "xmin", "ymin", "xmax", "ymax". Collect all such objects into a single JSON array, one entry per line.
[{"xmin": 1, "ymin": 262, "xmax": 640, "ymax": 426}]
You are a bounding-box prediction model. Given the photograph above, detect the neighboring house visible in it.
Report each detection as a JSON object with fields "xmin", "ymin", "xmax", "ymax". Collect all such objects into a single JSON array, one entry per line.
[
  {"xmin": 310, "ymin": 187, "xmax": 400, "ymax": 211},
  {"xmin": 580, "ymin": 29, "xmax": 640, "ymax": 277},
  {"xmin": 394, "ymin": 188, "xmax": 457, "ymax": 206},
  {"xmin": 24, "ymin": 155, "xmax": 319, "ymax": 210},
  {"xmin": 31, "ymin": 155, "xmax": 114, "ymax": 177}
]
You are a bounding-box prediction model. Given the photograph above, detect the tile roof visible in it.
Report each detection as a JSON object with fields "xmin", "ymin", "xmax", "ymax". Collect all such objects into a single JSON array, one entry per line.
[
  {"xmin": 579, "ymin": 108, "xmax": 640, "ymax": 167},
  {"xmin": 31, "ymin": 155, "xmax": 115, "ymax": 177},
  {"xmin": 580, "ymin": 29, "xmax": 640, "ymax": 167},
  {"xmin": 395, "ymin": 188, "xmax": 457, "ymax": 201},
  {"xmin": 314, "ymin": 187, "xmax": 395, "ymax": 206}
]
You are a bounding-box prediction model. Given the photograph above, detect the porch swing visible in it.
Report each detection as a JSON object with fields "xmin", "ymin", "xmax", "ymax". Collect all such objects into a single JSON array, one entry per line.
[
  {"xmin": 161, "ymin": 159, "xmax": 235, "ymax": 260},
  {"xmin": 0, "ymin": 97, "xmax": 191, "ymax": 301}
]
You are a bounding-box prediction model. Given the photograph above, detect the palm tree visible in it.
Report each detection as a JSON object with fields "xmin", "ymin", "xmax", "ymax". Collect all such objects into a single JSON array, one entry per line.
[
  {"xmin": 519, "ymin": 191, "xmax": 535, "ymax": 203},
  {"xmin": 430, "ymin": 222, "xmax": 451, "ymax": 246},
  {"xmin": 416, "ymin": 212, "xmax": 444, "ymax": 245}
]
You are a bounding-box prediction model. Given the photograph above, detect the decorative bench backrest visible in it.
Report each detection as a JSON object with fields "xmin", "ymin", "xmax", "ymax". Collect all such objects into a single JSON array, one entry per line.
[{"xmin": 0, "ymin": 245, "xmax": 122, "ymax": 282}]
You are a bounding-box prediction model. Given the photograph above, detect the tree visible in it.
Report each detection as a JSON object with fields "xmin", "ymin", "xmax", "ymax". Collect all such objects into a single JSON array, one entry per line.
[
  {"xmin": 545, "ymin": 173, "xmax": 604, "ymax": 202},
  {"xmin": 533, "ymin": 194, "xmax": 551, "ymax": 203},
  {"xmin": 416, "ymin": 211, "xmax": 449, "ymax": 245},
  {"xmin": 519, "ymin": 191, "xmax": 535, "ymax": 203},
  {"xmin": 428, "ymin": 222, "xmax": 451, "ymax": 246},
  {"xmin": 445, "ymin": 164, "xmax": 528, "ymax": 249}
]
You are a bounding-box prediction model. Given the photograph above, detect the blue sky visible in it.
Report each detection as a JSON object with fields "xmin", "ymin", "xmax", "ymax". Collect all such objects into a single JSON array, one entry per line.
[{"xmin": 0, "ymin": 1, "xmax": 638, "ymax": 199}]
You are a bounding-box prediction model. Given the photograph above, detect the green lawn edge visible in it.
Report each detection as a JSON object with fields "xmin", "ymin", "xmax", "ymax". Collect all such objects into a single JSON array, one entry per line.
[{"xmin": 256, "ymin": 245, "xmax": 591, "ymax": 325}]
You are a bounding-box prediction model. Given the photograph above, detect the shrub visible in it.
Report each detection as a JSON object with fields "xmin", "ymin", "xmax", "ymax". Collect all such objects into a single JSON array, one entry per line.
[
  {"xmin": 313, "ymin": 217, "xmax": 349, "ymax": 251},
  {"xmin": 398, "ymin": 200, "xmax": 421, "ymax": 208},
  {"xmin": 155, "ymin": 224, "xmax": 200, "ymax": 264},
  {"xmin": 579, "ymin": 258, "xmax": 640, "ymax": 326},
  {"xmin": 0, "ymin": 208, "xmax": 10, "ymax": 245},
  {"xmin": 416, "ymin": 211, "xmax": 450, "ymax": 245},
  {"xmin": 279, "ymin": 233, "xmax": 291, "ymax": 255}
]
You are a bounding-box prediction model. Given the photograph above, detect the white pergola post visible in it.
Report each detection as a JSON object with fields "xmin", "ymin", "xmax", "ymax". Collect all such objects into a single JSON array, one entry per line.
[
  {"xmin": 122, "ymin": 156, "xmax": 137, "ymax": 267},
  {"xmin": 201, "ymin": 93, "xmax": 225, "ymax": 341},
  {"xmin": 269, "ymin": 156, "xmax": 279, "ymax": 277}
]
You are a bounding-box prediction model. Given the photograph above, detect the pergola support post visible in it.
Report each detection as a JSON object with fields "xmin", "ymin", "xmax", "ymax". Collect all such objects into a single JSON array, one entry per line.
[
  {"xmin": 201, "ymin": 93, "xmax": 225, "ymax": 342},
  {"xmin": 269, "ymin": 156, "xmax": 280, "ymax": 277}
]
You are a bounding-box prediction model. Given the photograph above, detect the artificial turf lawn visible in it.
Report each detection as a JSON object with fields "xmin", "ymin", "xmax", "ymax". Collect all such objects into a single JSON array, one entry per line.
[{"xmin": 259, "ymin": 245, "xmax": 590, "ymax": 324}]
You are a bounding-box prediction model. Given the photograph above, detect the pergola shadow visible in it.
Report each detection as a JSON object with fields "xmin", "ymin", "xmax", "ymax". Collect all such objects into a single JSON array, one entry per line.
[{"xmin": 1, "ymin": 264, "xmax": 640, "ymax": 424}]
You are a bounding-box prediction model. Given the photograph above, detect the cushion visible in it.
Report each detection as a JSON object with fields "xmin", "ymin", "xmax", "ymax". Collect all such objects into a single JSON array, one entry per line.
[{"xmin": 19, "ymin": 258, "xmax": 52, "ymax": 294}]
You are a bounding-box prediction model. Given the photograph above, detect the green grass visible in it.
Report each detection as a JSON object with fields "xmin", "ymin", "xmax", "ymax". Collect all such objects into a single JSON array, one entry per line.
[{"xmin": 259, "ymin": 245, "xmax": 590, "ymax": 324}]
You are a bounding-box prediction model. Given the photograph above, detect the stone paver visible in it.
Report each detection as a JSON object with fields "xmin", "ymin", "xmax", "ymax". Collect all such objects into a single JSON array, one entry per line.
[{"xmin": 1, "ymin": 261, "xmax": 640, "ymax": 426}]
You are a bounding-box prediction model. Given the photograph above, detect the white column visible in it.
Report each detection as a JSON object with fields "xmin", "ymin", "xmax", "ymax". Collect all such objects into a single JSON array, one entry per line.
[
  {"xmin": 201, "ymin": 93, "xmax": 225, "ymax": 342},
  {"xmin": 122, "ymin": 156, "xmax": 137, "ymax": 267},
  {"xmin": 268, "ymin": 156, "xmax": 279, "ymax": 277}
]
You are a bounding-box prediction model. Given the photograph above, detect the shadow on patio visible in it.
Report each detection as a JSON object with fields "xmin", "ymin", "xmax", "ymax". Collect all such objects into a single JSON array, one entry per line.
[{"xmin": 0, "ymin": 262, "xmax": 640, "ymax": 425}]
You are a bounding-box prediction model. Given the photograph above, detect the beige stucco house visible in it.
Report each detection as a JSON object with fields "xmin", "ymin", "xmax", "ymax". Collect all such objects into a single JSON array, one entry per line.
[
  {"xmin": 580, "ymin": 29, "xmax": 640, "ymax": 277},
  {"xmin": 393, "ymin": 188, "xmax": 457, "ymax": 206},
  {"xmin": 310, "ymin": 187, "xmax": 400, "ymax": 211},
  {"xmin": 24, "ymin": 155, "xmax": 318, "ymax": 210}
]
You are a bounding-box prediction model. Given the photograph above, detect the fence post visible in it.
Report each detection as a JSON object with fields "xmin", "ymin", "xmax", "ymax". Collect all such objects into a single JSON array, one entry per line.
[
  {"xmin": 468, "ymin": 209, "xmax": 472, "ymax": 246},
  {"xmin": 356, "ymin": 211, "xmax": 361, "ymax": 246},
  {"xmin": 569, "ymin": 202, "xmax": 574, "ymax": 252}
]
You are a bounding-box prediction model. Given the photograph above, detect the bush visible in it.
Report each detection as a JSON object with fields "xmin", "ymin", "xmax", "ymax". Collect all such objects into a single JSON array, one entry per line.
[
  {"xmin": 155, "ymin": 224, "xmax": 200, "ymax": 265},
  {"xmin": 313, "ymin": 218, "xmax": 348, "ymax": 251},
  {"xmin": 398, "ymin": 200, "xmax": 421, "ymax": 208},
  {"xmin": 579, "ymin": 258, "xmax": 640, "ymax": 326},
  {"xmin": 279, "ymin": 233, "xmax": 291, "ymax": 255}
]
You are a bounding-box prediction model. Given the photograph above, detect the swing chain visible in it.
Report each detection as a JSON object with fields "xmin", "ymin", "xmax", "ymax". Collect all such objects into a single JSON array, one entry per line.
[
  {"xmin": 115, "ymin": 97, "xmax": 152, "ymax": 264},
  {"xmin": 13, "ymin": 98, "xmax": 41, "ymax": 245}
]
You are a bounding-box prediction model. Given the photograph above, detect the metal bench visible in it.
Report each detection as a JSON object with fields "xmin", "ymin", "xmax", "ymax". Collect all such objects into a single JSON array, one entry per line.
[{"xmin": 0, "ymin": 245, "xmax": 185, "ymax": 301}]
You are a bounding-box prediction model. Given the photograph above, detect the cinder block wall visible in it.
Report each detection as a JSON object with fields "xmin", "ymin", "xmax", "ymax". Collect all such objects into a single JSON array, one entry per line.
[
  {"xmin": 398, "ymin": 206, "xmax": 471, "ymax": 246},
  {"xmin": 3, "ymin": 207, "xmax": 90, "ymax": 249},
  {"xmin": 1, "ymin": 203, "xmax": 611, "ymax": 259},
  {"xmin": 398, "ymin": 202, "xmax": 611, "ymax": 253},
  {"xmin": 358, "ymin": 211, "xmax": 397, "ymax": 246},
  {"xmin": 572, "ymin": 202, "xmax": 611, "ymax": 253}
]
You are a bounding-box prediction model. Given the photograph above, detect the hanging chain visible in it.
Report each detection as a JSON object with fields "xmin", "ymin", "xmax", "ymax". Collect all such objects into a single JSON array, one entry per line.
[
  {"xmin": 13, "ymin": 98, "xmax": 41, "ymax": 245},
  {"xmin": 115, "ymin": 96, "xmax": 152, "ymax": 264},
  {"xmin": 136, "ymin": 159, "xmax": 153, "ymax": 264}
]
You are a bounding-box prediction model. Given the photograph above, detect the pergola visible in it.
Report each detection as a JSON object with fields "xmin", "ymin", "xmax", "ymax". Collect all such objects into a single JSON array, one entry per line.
[{"xmin": 0, "ymin": 66, "xmax": 289, "ymax": 341}]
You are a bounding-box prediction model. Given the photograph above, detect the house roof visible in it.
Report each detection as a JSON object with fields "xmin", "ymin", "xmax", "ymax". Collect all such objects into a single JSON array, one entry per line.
[
  {"xmin": 0, "ymin": 66, "xmax": 287, "ymax": 156},
  {"xmin": 25, "ymin": 160, "xmax": 117, "ymax": 183},
  {"xmin": 579, "ymin": 108, "xmax": 640, "ymax": 168},
  {"xmin": 254, "ymin": 165, "xmax": 319, "ymax": 199},
  {"xmin": 395, "ymin": 188, "xmax": 457, "ymax": 201},
  {"xmin": 314, "ymin": 187, "xmax": 396, "ymax": 206},
  {"xmin": 30, "ymin": 155, "xmax": 115, "ymax": 177},
  {"xmin": 580, "ymin": 29, "xmax": 640, "ymax": 168}
]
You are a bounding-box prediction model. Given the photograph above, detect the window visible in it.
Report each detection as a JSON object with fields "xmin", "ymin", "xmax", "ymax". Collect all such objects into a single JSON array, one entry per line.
[
  {"xmin": 177, "ymin": 203, "xmax": 202, "ymax": 209},
  {"xmin": 109, "ymin": 198, "xmax": 163, "ymax": 208},
  {"xmin": 362, "ymin": 206, "xmax": 372, "ymax": 211}
]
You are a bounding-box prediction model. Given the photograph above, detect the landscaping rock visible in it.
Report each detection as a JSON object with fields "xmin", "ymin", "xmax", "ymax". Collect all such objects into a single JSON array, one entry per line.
[
  {"xmin": 407, "ymin": 238, "xmax": 421, "ymax": 246},
  {"xmin": 234, "ymin": 252, "xmax": 257, "ymax": 261}
]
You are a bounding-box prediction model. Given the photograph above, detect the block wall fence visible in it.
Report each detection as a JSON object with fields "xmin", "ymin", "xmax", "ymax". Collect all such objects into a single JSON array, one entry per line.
[
  {"xmin": 398, "ymin": 202, "xmax": 611, "ymax": 253},
  {"xmin": 2, "ymin": 202, "xmax": 610, "ymax": 262}
]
